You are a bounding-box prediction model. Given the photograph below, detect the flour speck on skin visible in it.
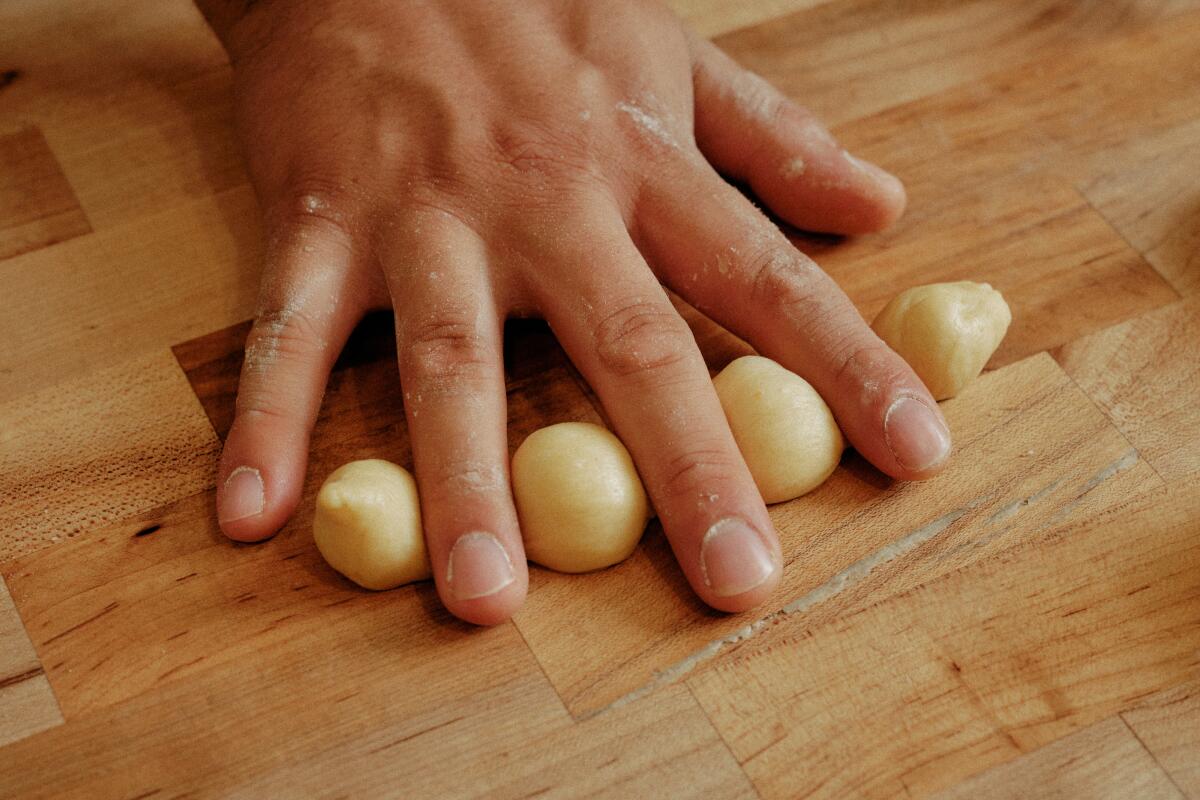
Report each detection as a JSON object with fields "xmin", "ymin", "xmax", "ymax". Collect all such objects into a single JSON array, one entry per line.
[
  {"xmin": 616, "ymin": 98, "xmax": 678, "ymax": 148},
  {"xmin": 781, "ymin": 156, "xmax": 807, "ymax": 179},
  {"xmin": 728, "ymin": 70, "xmax": 779, "ymax": 123},
  {"xmin": 301, "ymin": 194, "xmax": 326, "ymax": 214}
]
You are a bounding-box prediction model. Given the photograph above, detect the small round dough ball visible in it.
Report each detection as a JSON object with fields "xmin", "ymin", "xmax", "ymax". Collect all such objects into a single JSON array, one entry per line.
[
  {"xmin": 313, "ymin": 459, "xmax": 432, "ymax": 590},
  {"xmin": 713, "ymin": 355, "xmax": 844, "ymax": 505},
  {"xmin": 511, "ymin": 422, "xmax": 649, "ymax": 573},
  {"xmin": 871, "ymin": 281, "xmax": 1011, "ymax": 401}
]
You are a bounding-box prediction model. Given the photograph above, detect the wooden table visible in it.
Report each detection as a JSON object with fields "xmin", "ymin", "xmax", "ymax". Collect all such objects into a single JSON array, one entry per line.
[{"xmin": 2, "ymin": 1, "xmax": 1198, "ymax": 797}]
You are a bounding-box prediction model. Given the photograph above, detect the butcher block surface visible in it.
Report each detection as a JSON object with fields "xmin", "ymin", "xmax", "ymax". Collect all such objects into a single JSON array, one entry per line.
[{"xmin": 1, "ymin": 1, "xmax": 1199, "ymax": 797}]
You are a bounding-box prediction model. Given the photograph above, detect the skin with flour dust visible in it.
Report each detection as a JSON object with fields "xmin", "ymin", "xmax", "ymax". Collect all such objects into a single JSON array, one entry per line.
[{"xmin": 194, "ymin": 0, "xmax": 953, "ymax": 625}]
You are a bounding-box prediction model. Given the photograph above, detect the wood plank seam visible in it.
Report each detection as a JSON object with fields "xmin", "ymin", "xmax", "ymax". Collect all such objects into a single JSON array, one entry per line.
[
  {"xmin": 685, "ymin": 681, "xmax": 762, "ymax": 799},
  {"xmin": 1071, "ymin": 183, "xmax": 1186, "ymax": 316},
  {"xmin": 1054, "ymin": 336, "xmax": 1169, "ymax": 487},
  {"xmin": 574, "ymin": 445, "xmax": 1145, "ymax": 722},
  {"xmin": 1116, "ymin": 714, "xmax": 1190, "ymax": 800}
]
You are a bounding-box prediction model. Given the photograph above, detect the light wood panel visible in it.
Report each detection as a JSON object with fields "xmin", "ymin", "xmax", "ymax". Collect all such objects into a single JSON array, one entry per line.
[
  {"xmin": 1123, "ymin": 681, "xmax": 1200, "ymax": 798},
  {"xmin": 0, "ymin": 597, "xmax": 562, "ymax": 799},
  {"xmin": 0, "ymin": 126, "xmax": 90, "ymax": 260},
  {"xmin": 2, "ymin": 318, "xmax": 600, "ymax": 718},
  {"xmin": 0, "ymin": 2, "xmax": 237, "ymax": 232},
  {"xmin": 688, "ymin": 486, "xmax": 1200, "ymax": 799},
  {"xmin": 0, "ymin": 186, "xmax": 262, "ymax": 404},
  {"xmin": 1, "ymin": 0, "xmax": 1199, "ymax": 795},
  {"xmin": 514, "ymin": 353, "xmax": 1161, "ymax": 717},
  {"xmin": 0, "ymin": 576, "xmax": 61, "ymax": 747},
  {"xmin": 713, "ymin": 0, "xmax": 1200, "ymax": 129},
  {"xmin": 670, "ymin": 0, "xmax": 832, "ymax": 37},
  {"xmin": 793, "ymin": 170, "xmax": 1178, "ymax": 369},
  {"xmin": 932, "ymin": 716, "xmax": 1183, "ymax": 800},
  {"xmin": 230, "ymin": 685, "xmax": 754, "ymax": 799},
  {"xmin": 1057, "ymin": 296, "xmax": 1200, "ymax": 485},
  {"xmin": 829, "ymin": 9, "xmax": 1200, "ymax": 213},
  {"xmin": 1081, "ymin": 116, "xmax": 1200, "ymax": 297},
  {"xmin": 0, "ymin": 350, "xmax": 220, "ymax": 564}
]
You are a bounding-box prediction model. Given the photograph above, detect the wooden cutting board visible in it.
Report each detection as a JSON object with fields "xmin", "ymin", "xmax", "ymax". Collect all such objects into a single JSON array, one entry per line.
[{"xmin": 2, "ymin": 0, "xmax": 1199, "ymax": 797}]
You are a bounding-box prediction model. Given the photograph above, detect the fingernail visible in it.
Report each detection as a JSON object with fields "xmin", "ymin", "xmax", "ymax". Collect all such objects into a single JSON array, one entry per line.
[
  {"xmin": 700, "ymin": 518, "xmax": 776, "ymax": 598},
  {"xmin": 220, "ymin": 466, "xmax": 264, "ymax": 523},
  {"xmin": 885, "ymin": 396, "xmax": 952, "ymax": 472},
  {"xmin": 447, "ymin": 532, "xmax": 515, "ymax": 601}
]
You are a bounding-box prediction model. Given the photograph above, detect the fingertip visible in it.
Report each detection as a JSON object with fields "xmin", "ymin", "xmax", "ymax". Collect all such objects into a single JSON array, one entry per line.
[
  {"xmin": 695, "ymin": 516, "xmax": 782, "ymax": 613},
  {"xmin": 841, "ymin": 151, "xmax": 908, "ymax": 232},
  {"xmin": 445, "ymin": 581, "xmax": 528, "ymax": 627},
  {"xmin": 703, "ymin": 567, "xmax": 781, "ymax": 614},
  {"xmin": 882, "ymin": 395, "xmax": 953, "ymax": 480},
  {"xmin": 216, "ymin": 418, "xmax": 307, "ymax": 542},
  {"xmin": 437, "ymin": 531, "xmax": 528, "ymax": 626}
]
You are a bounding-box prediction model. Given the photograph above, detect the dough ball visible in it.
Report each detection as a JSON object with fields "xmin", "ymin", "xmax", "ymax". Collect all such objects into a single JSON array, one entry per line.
[
  {"xmin": 511, "ymin": 422, "xmax": 649, "ymax": 573},
  {"xmin": 871, "ymin": 281, "xmax": 1012, "ymax": 400},
  {"xmin": 313, "ymin": 459, "xmax": 432, "ymax": 590},
  {"xmin": 713, "ymin": 355, "xmax": 844, "ymax": 504}
]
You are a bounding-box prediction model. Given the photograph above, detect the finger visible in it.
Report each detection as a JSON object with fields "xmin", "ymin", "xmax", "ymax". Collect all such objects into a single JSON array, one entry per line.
[
  {"xmin": 637, "ymin": 170, "xmax": 951, "ymax": 480},
  {"xmin": 687, "ymin": 31, "xmax": 906, "ymax": 235},
  {"xmin": 218, "ymin": 213, "xmax": 365, "ymax": 541},
  {"xmin": 386, "ymin": 213, "xmax": 527, "ymax": 626},
  {"xmin": 531, "ymin": 212, "xmax": 781, "ymax": 613}
]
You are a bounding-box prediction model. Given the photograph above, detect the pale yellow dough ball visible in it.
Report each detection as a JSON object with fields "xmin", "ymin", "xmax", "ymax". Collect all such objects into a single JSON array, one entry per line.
[
  {"xmin": 511, "ymin": 422, "xmax": 649, "ymax": 573},
  {"xmin": 871, "ymin": 281, "xmax": 1012, "ymax": 400},
  {"xmin": 313, "ymin": 459, "xmax": 432, "ymax": 590},
  {"xmin": 713, "ymin": 356, "xmax": 844, "ymax": 504}
]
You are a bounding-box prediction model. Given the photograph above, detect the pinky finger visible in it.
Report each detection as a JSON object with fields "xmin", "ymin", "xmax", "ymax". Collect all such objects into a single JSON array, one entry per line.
[{"xmin": 217, "ymin": 216, "xmax": 364, "ymax": 541}]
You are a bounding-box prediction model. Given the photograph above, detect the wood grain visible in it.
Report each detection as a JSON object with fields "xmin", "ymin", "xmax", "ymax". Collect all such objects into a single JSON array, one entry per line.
[
  {"xmin": 712, "ymin": 0, "xmax": 1200, "ymax": 129},
  {"xmin": 688, "ymin": 487, "xmax": 1200, "ymax": 799},
  {"xmin": 0, "ymin": 127, "xmax": 90, "ymax": 260},
  {"xmin": 932, "ymin": 716, "xmax": 1182, "ymax": 800},
  {"xmin": 0, "ymin": 576, "xmax": 61, "ymax": 747},
  {"xmin": 231, "ymin": 685, "xmax": 754, "ymax": 799},
  {"xmin": 1057, "ymin": 296, "xmax": 1200, "ymax": 485},
  {"xmin": 1, "ymin": 0, "xmax": 1199, "ymax": 794},
  {"xmin": 513, "ymin": 353, "xmax": 1162, "ymax": 717},
  {"xmin": 828, "ymin": 8, "xmax": 1200, "ymax": 213},
  {"xmin": 792, "ymin": 170, "xmax": 1178, "ymax": 369},
  {"xmin": 0, "ymin": 597, "xmax": 562, "ymax": 799},
  {"xmin": 0, "ymin": 351, "xmax": 219, "ymax": 564},
  {"xmin": 3, "ymin": 317, "xmax": 599, "ymax": 718},
  {"xmin": 1081, "ymin": 116, "xmax": 1200, "ymax": 297},
  {"xmin": 671, "ymin": 0, "xmax": 832, "ymax": 37},
  {"xmin": 1123, "ymin": 681, "xmax": 1200, "ymax": 798},
  {"xmin": 0, "ymin": 186, "xmax": 262, "ymax": 403}
]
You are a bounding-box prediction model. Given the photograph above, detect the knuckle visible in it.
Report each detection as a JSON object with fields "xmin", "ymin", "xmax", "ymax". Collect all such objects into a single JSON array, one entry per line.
[
  {"xmin": 234, "ymin": 401, "xmax": 295, "ymax": 428},
  {"xmin": 593, "ymin": 298, "xmax": 694, "ymax": 378},
  {"xmin": 424, "ymin": 457, "xmax": 506, "ymax": 497},
  {"xmin": 746, "ymin": 244, "xmax": 824, "ymax": 320},
  {"xmin": 487, "ymin": 123, "xmax": 595, "ymax": 183},
  {"xmin": 403, "ymin": 314, "xmax": 495, "ymax": 388},
  {"xmin": 727, "ymin": 69, "xmax": 787, "ymax": 128},
  {"xmin": 657, "ymin": 445, "xmax": 739, "ymax": 502},
  {"xmin": 243, "ymin": 306, "xmax": 329, "ymax": 375},
  {"xmin": 833, "ymin": 339, "xmax": 910, "ymax": 400},
  {"xmin": 272, "ymin": 176, "xmax": 360, "ymax": 238}
]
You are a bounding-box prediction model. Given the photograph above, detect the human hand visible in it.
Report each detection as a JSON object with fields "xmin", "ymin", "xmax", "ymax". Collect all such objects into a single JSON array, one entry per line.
[{"xmin": 204, "ymin": 0, "xmax": 951, "ymax": 625}]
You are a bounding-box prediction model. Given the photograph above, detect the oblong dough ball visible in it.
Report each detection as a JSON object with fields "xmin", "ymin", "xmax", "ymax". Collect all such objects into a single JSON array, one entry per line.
[
  {"xmin": 871, "ymin": 281, "xmax": 1011, "ymax": 400},
  {"xmin": 713, "ymin": 355, "xmax": 844, "ymax": 505},
  {"xmin": 511, "ymin": 422, "xmax": 649, "ymax": 573},
  {"xmin": 313, "ymin": 459, "xmax": 432, "ymax": 590}
]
